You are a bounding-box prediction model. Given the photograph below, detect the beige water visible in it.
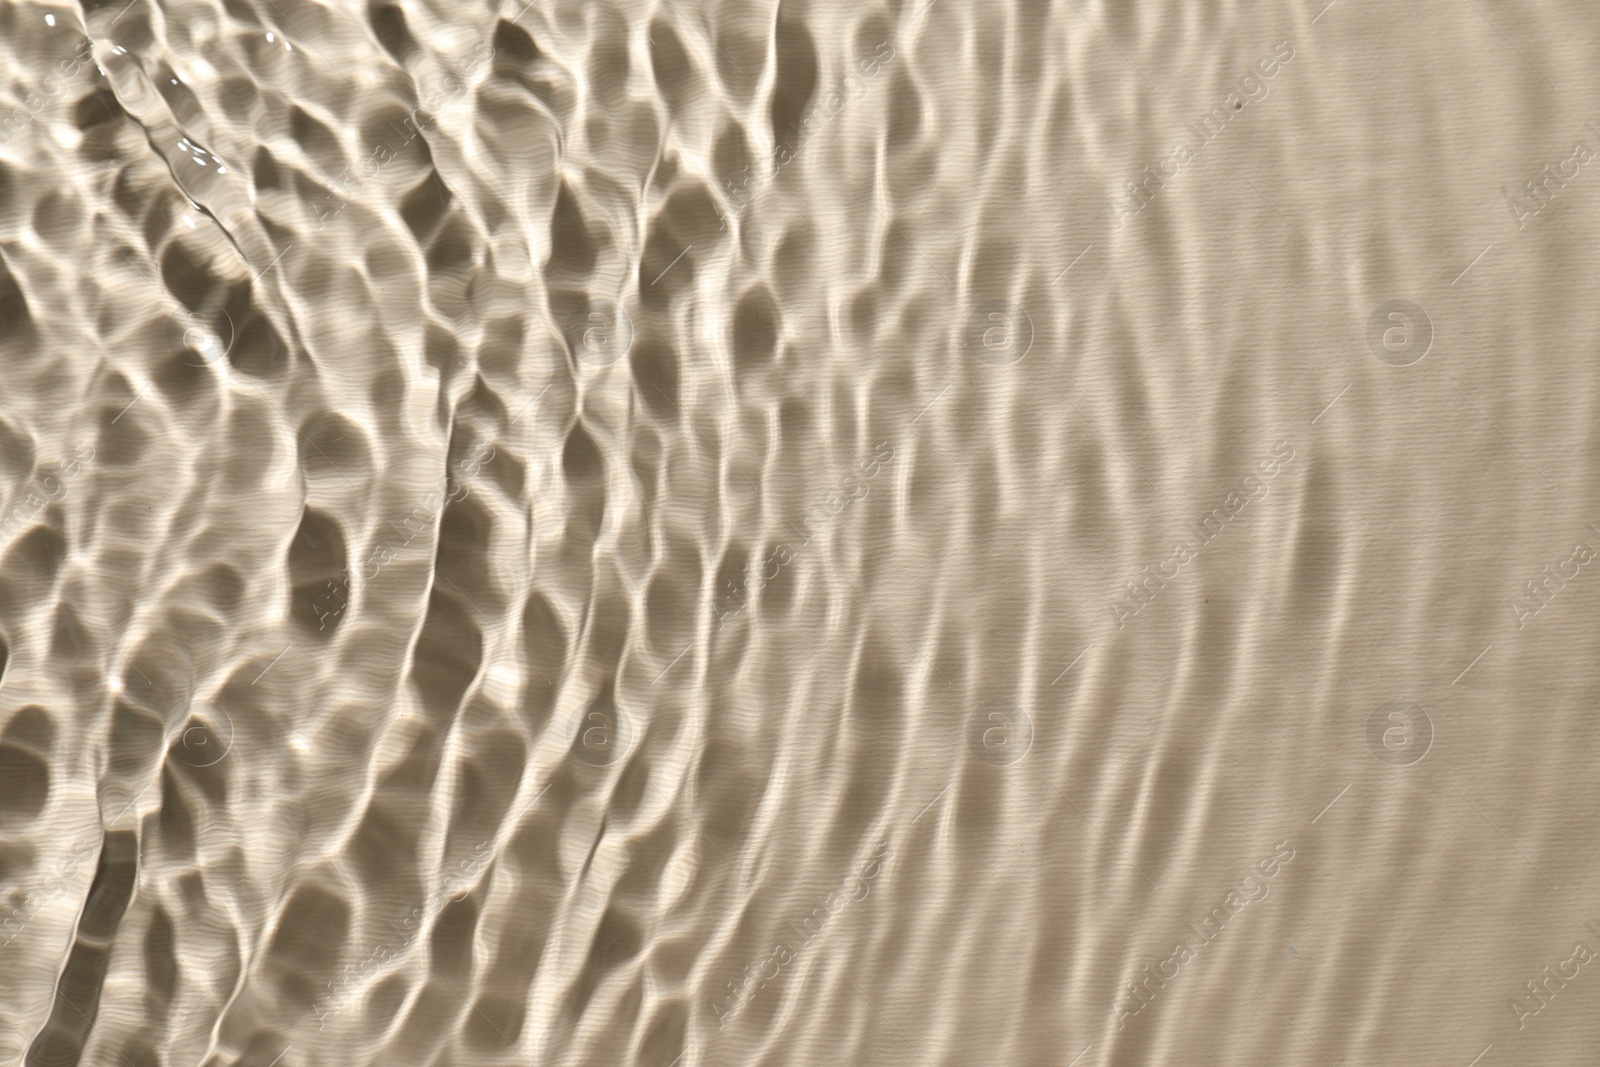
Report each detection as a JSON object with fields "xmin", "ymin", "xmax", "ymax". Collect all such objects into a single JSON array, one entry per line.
[{"xmin": 3, "ymin": 0, "xmax": 1600, "ymax": 1064}]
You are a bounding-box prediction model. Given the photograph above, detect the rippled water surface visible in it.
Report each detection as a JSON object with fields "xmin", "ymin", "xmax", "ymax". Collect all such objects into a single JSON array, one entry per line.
[{"xmin": 4, "ymin": 0, "xmax": 1600, "ymax": 1064}]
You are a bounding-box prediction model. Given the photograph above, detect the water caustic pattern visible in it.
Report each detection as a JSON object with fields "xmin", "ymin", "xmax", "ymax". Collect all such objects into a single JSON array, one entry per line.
[{"xmin": 3, "ymin": 0, "xmax": 1600, "ymax": 1064}]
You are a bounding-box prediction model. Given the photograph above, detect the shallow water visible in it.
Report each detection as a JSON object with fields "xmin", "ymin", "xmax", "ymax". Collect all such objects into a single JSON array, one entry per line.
[{"xmin": 3, "ymin": 0, "xmax": 1600, "ymax": 1064}]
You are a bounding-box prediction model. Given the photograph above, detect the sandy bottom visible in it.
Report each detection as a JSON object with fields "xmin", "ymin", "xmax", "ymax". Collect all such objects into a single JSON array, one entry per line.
[{"xmin": 2, "ymin": 0, "xmax": 1600, "ymax": 1064}]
